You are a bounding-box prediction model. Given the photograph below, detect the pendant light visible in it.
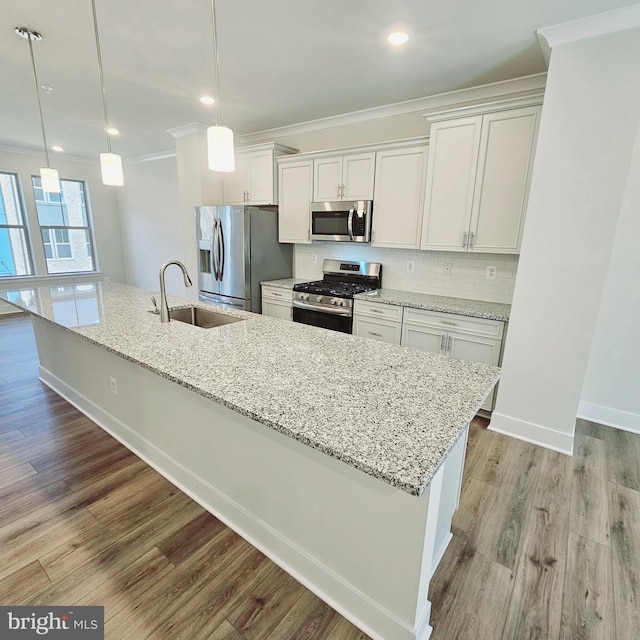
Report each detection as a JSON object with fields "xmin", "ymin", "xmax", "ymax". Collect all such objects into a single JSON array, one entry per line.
[
  {"xmin": 16, "ymin": 27, "xmax": 61, "ymax": 194},
  {"xmin": 90, "ymin": 0, "xmax": 124, "ymax": 186},
  {"xmin": 207, "ymin": 0, "xmax": 235, "ymax": 172}
]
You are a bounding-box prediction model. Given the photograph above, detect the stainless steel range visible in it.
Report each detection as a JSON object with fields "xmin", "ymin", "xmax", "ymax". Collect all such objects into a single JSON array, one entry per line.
[{"xmin": 292, "ymin": 260, "xmax": 382, "ymax": 333}]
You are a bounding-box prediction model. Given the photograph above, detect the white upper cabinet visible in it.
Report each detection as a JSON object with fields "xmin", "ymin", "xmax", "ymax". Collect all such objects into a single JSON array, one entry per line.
[
  {"xmin": 223, "ymin": 143, "xmax": 297, "ymax": 206},
  {"xmin": 421, "ymin": 100, "xmax": 541, "ymax": 254},
  {"xmin": 278, "ymin": 158, "xmax": 313, "ymax": 244},
  {"xmin": 371, "ymin": 144, "xmax": 428, "ymax": 249},
  {"xmin": 313, "ymin": 152, "xmax": 375, "ymax": 201}
]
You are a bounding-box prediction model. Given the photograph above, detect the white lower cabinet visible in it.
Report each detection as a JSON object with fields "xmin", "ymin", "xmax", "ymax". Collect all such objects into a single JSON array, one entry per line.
[
  {"xmin": 401, "ymin": 308, "xmax": 504, "ymax": 412},
  {"xmin": 353, "ymin": 300, "xmax": 403, "ymax": 345},
  {"xmin": 261, "ymin": 286, "xmax": 293, "ymax": 321}
]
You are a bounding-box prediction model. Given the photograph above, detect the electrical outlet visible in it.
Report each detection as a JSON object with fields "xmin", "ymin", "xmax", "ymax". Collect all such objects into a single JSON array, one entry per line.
[
  {"xmin": 110, "ymin": 376, "xmax": 118, "ymax": 395},
  {"xmin": 406, "ymin": 260, "xmax": 415, "ymax": 273},
  {"xmin": 486, "ymin": 265, "xmax": 497, "ymax": 280},
  {"xmin": 444, "ymin": 263, "xmax": 452, "ymax": 276},
  {"xmin": 311, "ymin": 253, "xmax": 317, "ymax": 265}
]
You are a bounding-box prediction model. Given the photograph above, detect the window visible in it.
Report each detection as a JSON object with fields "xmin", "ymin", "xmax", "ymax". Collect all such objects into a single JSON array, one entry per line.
[
  {"xmin": 31, "ymin": 177, "xmax": 96, "ymax": 274},
  {"xmin": 0, "ymin": 172, "xmax": 33, "ymax": 277}
]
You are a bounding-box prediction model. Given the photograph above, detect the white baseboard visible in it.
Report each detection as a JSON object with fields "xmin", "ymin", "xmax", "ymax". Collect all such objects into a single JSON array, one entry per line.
[
  {"xmin": 38, "ymin": 365, "xmax": 427, "ymax": 640},
  {"xmin": 578, "ymin": 401, "xmax": 640, "ymax": 434},
  {"xmin": 488, "ymin": 412, "xmax": 574, "ymax": 455}
]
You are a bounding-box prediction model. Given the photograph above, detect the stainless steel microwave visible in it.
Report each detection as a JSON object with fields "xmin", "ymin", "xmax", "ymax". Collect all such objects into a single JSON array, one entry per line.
[{"xmin": 310, "ymin": 200, "xmax": 373, "ymax": 242}]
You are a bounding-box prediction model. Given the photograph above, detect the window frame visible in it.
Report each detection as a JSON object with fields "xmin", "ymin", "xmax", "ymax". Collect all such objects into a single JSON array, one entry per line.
[
  {"xmin": 31, "ymin": 175, "xmax": 98, "ymax": 276},
  {"xmin": 0, "ymin": 170, "xmax": 35, "ymax": 278}
]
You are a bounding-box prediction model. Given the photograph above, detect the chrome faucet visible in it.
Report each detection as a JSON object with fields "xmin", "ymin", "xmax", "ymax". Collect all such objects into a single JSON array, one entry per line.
[{"xmin": 159, "ymin": 260, "xmax": 192, "ymax": 322}]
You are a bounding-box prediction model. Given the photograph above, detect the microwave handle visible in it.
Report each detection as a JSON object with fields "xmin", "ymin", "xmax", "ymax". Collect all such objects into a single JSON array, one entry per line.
[{"xmin": 347, "ymin": 206, "xmax": 355, "ymax": 241}]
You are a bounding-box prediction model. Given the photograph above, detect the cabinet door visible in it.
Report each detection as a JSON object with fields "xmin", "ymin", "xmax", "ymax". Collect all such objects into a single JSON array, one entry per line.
[
  {"xmin": 447, "ymin": 331, "xmax": 501, "ymax": 410},
  {"xmin": 372, "ymin": 146, "xmax": 428, "ymax": 249},
  {"xmin": 446, "ymin": 332, "xmax": 501, "ymax": 366},
  {"xmin": 401, "ymin": 323, "xmax": 446, "ymax": 354},
  {"xmin": 469, "ymin": 106, "xmax": 540, "ymax": 254},
  {"xmin": 353, "ymin": 316, "xmax": 402, "ymax": 345},
  {"xmin": 342, "ymin": 152, "xmax": 376, "ymax": 200},
  {"xmin": 246, "ymin": 150, "xmax": 275, "ymax": 204},
  {"xmin": 313, "ymin": 156, "xmax": 342, "ymax": 201},
  {"xmin": 420, "ymin": 116, "xmax": 482, "ymax": 251},
  {"xmin": 278, "ymin": 160, "xmax": 313, "ymax": 243},
  {"xmin": 223, "ymin": 154, "xmax": 248, "ymax": 204},
  {"xmin": 262, "ymin": 299, "xmax": 292, "ymax": 320}
]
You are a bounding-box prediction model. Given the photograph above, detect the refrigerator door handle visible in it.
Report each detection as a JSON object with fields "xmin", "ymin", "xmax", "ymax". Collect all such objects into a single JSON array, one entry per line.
[
  {"xmin": 212, "ymin": 220, "xmax": 220, "ymax": 280},
  {"xmin": 218, "ymin": 220, "xmax": 225, "ymax": 281},
  {"xmin": 211, "ymin": 221, "xmax": 218, "ymax": 280}
]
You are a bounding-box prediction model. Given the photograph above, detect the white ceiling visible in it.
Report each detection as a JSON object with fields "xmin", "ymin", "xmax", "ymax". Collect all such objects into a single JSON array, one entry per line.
[{"xmin": 0, "ymin": 0, "xmax": 634, "ymax": 160}]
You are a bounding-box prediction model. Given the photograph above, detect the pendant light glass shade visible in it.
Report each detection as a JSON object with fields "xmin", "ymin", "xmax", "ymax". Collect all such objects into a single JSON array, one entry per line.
[
  {"xmin": 91, "ymin": 0, "xmax": 123, "ymax": 187},
  {"xmin": 207, "ymin": 125, "xmax": 235, "ymax": 172},
  {"xmin": 207, "ymin": 0, "xmax": 235, "ymax": 173},
  {"xmin": 40, "ymin": 167, "xmax": 61, "ymax": 193},
  {"xmin": 100, "ymin": 152, "xmax": 124, "ymax": 186},
  {"xmin": 16, "ymin": 27, "xmax": 61, "ymax": 195}
]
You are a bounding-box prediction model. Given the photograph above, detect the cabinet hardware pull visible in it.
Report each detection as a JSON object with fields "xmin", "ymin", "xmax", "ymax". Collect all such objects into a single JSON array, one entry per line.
[
  {"xmin": 371, "ymin": 309, "xmax": 383, "ymax": 313},
  {"xmin": 469, "ymin": 231, "xmax": 475, "ymax": 248},
  {"xmin": 462, "ymin": 231, "xmax": 468, "ymax": 248},
  {"xmin": 441, "ymin": 334, "xmax": 446, "ymax": 351},
  {"xmin": 369, "ymin": 332, "xmax": 382, "ymax": 337},
  {"xmin": 441, "ymin": 320, "xmax": 458, "ymax": 326},
  {"xmin": 447, "ymin": 335, "xmax": 453, "ymax": 353}
]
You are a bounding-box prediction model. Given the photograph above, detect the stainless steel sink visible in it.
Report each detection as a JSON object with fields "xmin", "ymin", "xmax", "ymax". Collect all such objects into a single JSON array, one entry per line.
[{"xmin": 165, "ymin": 306, "xmax": 245, "ymax": 329}]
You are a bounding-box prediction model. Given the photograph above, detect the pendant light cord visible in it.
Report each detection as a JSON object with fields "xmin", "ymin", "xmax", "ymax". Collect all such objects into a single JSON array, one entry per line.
[
  {"xmin": 91, "ymin": 0, "xmax": 112, "ymax": 153},
  {"xmin": 25, "ymin": 33, "xmax": 51, "ymax": 169},
  {"xmin": 211, "ymin": 0, "xmax": 223, "ymax": 126}
]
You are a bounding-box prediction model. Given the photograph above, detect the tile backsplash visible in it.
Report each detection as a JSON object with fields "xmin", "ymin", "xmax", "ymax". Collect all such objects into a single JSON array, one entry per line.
[{"xmin": 294, "ymin": 244, "xmax": 518, "ymax": 304}]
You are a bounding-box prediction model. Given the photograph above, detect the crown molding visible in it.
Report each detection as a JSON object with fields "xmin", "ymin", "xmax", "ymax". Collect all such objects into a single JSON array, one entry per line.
[
  {"xmin": 424, "ymin": 94, "xmax": 544, "ymax": 123},
  {"xmin": 238, "ymin": 73, "xmax": 547, "ymax": 145},
  {"xmin": 166, "ymin": 122, "xmax": 209, "ymax": 138},
  {"xmin": 124, "ymin": 150, "xmax": 177, "ymax": 165},
  {"xmin": 537, "ymin": 3, "xmax": 640, "ymax": 64}
]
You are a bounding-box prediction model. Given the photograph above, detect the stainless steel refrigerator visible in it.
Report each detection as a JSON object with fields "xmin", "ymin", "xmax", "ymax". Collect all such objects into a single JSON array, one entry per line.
[{"xmin": 196, "ymin": 205, "xmax": 292, "ymax": 312}]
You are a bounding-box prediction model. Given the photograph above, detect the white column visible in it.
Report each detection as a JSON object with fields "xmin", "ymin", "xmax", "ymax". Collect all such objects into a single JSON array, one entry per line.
[{"xmin": 490, "ymin": 9, "xmax": 640, "ymax": 453}]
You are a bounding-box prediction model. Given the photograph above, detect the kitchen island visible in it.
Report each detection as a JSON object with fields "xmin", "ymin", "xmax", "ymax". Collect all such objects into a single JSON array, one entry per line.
[{"xmin": 0, "ymin": 278, "xmax": 499, "ymax": 640}]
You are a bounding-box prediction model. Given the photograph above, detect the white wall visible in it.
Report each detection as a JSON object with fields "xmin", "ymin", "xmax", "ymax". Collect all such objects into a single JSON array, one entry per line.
[
  {"xmin": 0, "ymin": 149, "xmax": 125, "ymax": 314},
  {"xmin": 490, "ymin": 27, "xmax": 640, "ymax": 452},
  {"xmin": 295, "ymin": 244, "xmax": 517, "ymax": 304},
  {"xmin": 116, "ymin": 156, "xmax": 185, "ymax": 295},
  {"xmin": 579, "ymin": 126, "xmax": 640, "ymax": 433}
]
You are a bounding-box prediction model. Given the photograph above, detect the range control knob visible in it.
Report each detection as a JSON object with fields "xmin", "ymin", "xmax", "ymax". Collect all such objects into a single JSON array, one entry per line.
[
  {"xmin": 316, "ymin": 296, "xmax": 324, "ymax": 303},
  {"xmin": 299, "ymin": 293, "xmax": 309, "ymax": 300}
]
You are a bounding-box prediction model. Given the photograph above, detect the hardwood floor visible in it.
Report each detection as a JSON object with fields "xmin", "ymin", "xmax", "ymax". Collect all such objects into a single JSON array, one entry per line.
[{"xmin": 1, "ymin": 314, "xmax": 638, "ymax": 639}]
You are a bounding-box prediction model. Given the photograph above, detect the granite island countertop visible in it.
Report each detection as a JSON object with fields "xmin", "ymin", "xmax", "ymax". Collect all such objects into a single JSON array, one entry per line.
[{"xmin": 0, "ymin": 278, "xmax": 500, "ymax": 496}]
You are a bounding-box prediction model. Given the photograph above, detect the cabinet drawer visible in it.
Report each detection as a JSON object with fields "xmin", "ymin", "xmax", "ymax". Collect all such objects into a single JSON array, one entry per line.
[
  {"xmin": 353, "ymin": 300, "xmax": 404, "ymax": 322},
  {"xmin": 353, "ymin": 317, "xmax": 402, "ymax": 345},
  {"xmin": 261, "ymin": 286, "xmax": 293, "ymax": 302},
  {"xmin": 403, "ymin": 308, "xmax": 503, "ymax": 339}
]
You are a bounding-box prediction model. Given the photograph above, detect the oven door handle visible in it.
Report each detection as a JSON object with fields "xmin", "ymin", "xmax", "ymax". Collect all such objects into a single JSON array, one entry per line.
[
  {"xmin": 347, "ymin": 206, "xmax": 355, "ymax": 242},
  {"xmin": 292, "ymin": 299, "xmax": 352, "ymax": 317}
]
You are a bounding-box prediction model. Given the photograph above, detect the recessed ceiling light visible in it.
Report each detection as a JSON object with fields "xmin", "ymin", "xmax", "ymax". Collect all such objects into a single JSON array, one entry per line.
[
  {"xmin": 41, "ymin": 85, "xmax": 53, "ymax": 94},
  {"xmin": 387, "ymin": 32, "xmax": 409, "ymax": 46},
  {"xmin": 200, "ymin": 96, "xmax": 215, "ymax": 105},
  {"xmin": 51, "ymin": 145, "xmax": 64, "ymax": 152},
  {"xmin": 106, "ymin": 127, "xmax": 119, "ymax": 136}
]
